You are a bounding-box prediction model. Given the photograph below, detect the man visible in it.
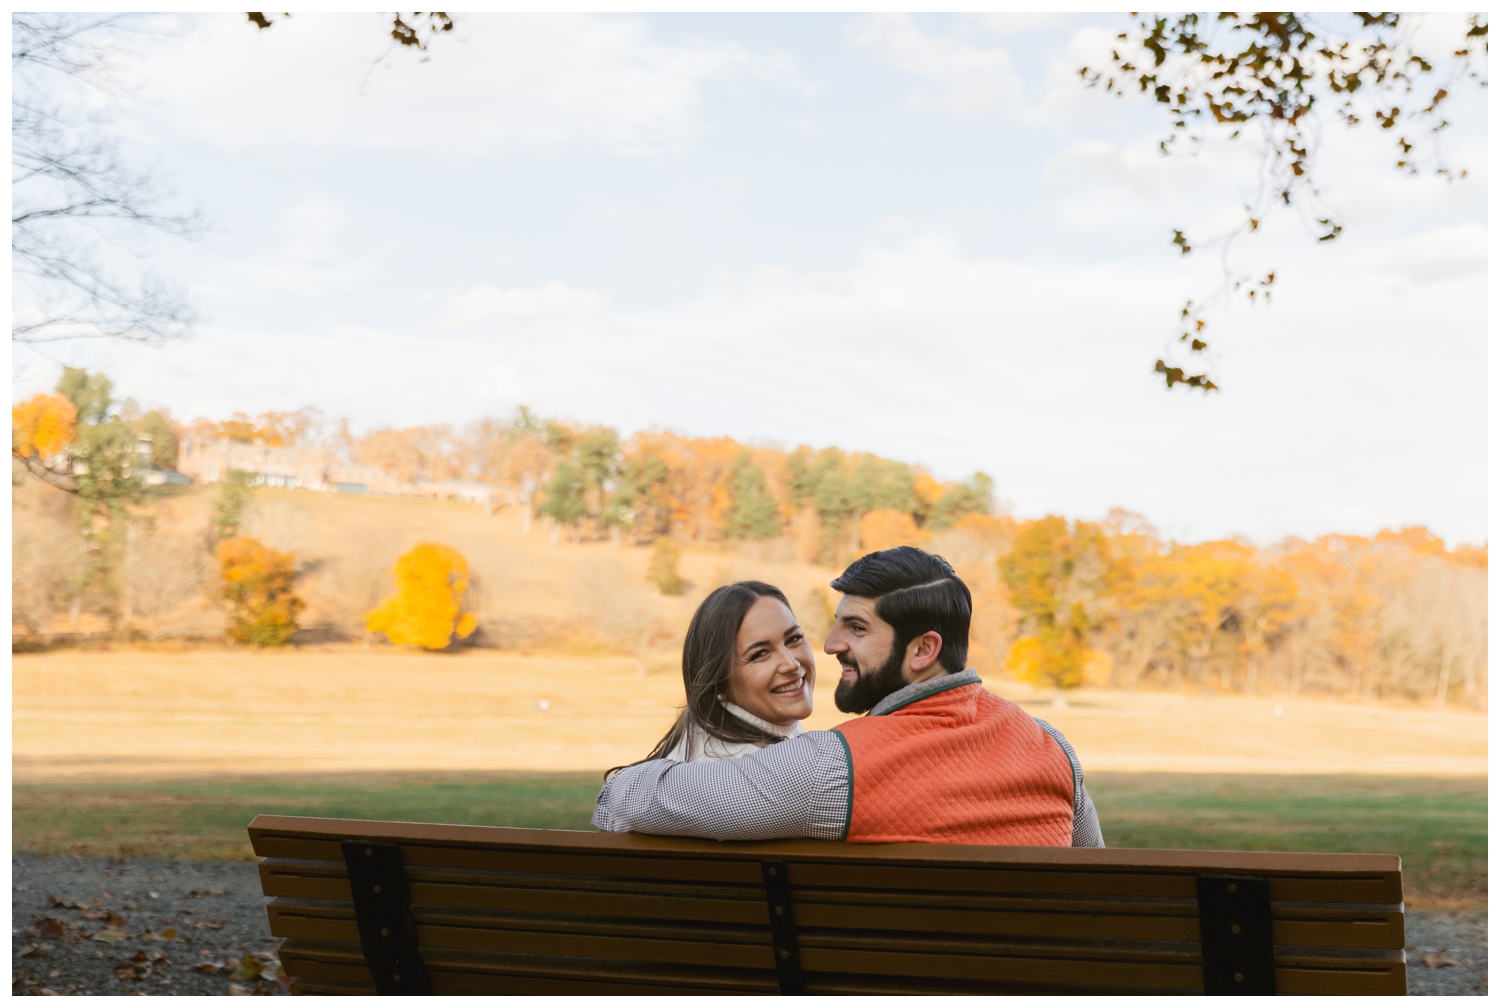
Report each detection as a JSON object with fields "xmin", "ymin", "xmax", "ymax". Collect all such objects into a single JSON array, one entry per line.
[{"xmin": 594, "ymin": 546, "xmax": 1103, "ymax": 846}]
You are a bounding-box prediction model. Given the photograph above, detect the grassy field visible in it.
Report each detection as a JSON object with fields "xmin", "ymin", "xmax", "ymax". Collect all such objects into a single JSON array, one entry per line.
[
  {"xmin": 12, "ymin": 770, "xmax": 1485, "ymax": 908},
  {"xmin": 14, "ymin": 647, "xmax": 1487, "ymax": 910},
  {"xmin": 14, "ymin": 647, "xmax": 1487, "ymax": 778}
]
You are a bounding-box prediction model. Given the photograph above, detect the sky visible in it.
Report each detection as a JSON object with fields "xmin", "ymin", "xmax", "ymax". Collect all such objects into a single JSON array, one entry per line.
[{"xmin": 12, "ymin": 13, "xmax": 1488, "ymax": 547}]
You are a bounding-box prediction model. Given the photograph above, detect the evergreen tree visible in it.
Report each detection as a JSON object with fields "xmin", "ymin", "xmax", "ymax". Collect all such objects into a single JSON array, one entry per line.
[
  {"xmin": 211, "ymin": 470, "xmax": 256, "ymax": 546},
  {"xmin": 931, "ymin": 472, "xmax": 994, "ymax": 530},
  {"xmin": 539, "ymin": 461, "xmax": 588, "ymax": 529},
  {"xmin": 724, "ymin": 454, "xmax": 780, "ymax": 539}
]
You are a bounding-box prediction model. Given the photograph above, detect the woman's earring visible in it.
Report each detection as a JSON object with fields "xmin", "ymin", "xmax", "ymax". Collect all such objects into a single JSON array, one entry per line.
[{"xmin": 715, "ymin": 694, "xmax": 725, "ymax": 702}]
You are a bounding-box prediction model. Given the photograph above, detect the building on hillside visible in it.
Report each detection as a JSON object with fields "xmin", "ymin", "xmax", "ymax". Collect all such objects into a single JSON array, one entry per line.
[
  {"xmin": 176, "ymin": 435, "xmax": 500, "ymax": 507},
  {"xmin": 143, "ymin": 467, "xmax": 191, "ymax": 486},
  {"xmin": 178, "ymin": 436, "xmax": 330, "ymax": 489},
  {"xmin": 134, "ymin": 433, "xmax": 190, "ymax": 485},
  {"xmin": 324, "ymin": 463, "xmax": 407, "ymax": 495}
]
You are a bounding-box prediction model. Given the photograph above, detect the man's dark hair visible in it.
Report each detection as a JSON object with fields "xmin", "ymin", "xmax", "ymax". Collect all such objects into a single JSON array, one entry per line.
[{"xmin": 829, "ymin": 546, "xmax": 971, "ymax": 674}]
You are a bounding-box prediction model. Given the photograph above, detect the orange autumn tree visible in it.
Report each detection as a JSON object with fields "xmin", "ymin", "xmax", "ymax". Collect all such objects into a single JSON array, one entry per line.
[
  {"xmin": 217, "ymin": 535, "xmax": 304, "ymax": 647},
  {"xmin": 859, "ymin": 508, "xmax": 921, "ymax": 553},
  {"xmin": 12, "ymin": 393, "xmax": 78, "ymax": 459},
  {"xmin": 366, "ymin": 543, "xmax": 478, "ymax": 649}
]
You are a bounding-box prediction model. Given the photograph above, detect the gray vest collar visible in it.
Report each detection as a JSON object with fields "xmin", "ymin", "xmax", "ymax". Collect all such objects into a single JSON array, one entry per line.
[{"xmin": 868, "ymin": 668, "xmax": 980, "ymax": 716}]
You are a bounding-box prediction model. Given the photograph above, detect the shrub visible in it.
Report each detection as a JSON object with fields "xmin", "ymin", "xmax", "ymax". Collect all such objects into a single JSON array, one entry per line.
[
  {"xmin": 646, "ymin": 537, "xmax": 686, "ymax": 596},
  {"xmin": 216, "ymin": 535, "xmax": 303, "ymax": 647},
  {"xmin": 366, "ymin": 543, "xmax": 478, "ymax": 650}
]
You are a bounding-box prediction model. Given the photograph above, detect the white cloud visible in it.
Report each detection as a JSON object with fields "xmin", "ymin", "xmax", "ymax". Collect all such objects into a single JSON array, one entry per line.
[
  {"xmin": 435, "ymin": 282, "xmax": 606, "ymax": 328},
  {"xmin": 850, "ymin": 15, "xmax": 1024, "ymax": 118},
  {"xmin": 1045, "ymin": 140, "xmax": 1221, "ymax": 195},
  {"xmin": 847, "ymin": 18, "xmax": 1175, "ymax": 133},
  {"xmin": 1345, "ymin": 223, "xmax": 1488, "ymax": 282},
  {"xmin": 967, "ymin": 14, "xmax": 1071, "ymax": 38},
  {"xmin": 206, "ymin": 193, "xmax": 377, "ymax": 298},
  {"xmin": 129, "ymin": 13, "xmax": 789, "ymax": 158}
]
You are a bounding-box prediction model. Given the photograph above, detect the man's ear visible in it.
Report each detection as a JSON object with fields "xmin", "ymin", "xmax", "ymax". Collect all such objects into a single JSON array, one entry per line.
[{"xmin": 905, "ymin": 631, "xmax": 944, "ymax": 676}]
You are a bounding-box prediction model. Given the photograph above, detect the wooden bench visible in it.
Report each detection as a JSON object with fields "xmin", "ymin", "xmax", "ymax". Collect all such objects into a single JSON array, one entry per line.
[{"xmin": 249, "ymin": 814, "xmax": 1406, "ymax": 996}]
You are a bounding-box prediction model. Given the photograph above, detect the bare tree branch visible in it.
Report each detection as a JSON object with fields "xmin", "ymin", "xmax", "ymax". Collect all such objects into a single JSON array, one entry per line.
[{"xmin": 11, "ymin": 13, "xmax": 202, "ymax": 346}]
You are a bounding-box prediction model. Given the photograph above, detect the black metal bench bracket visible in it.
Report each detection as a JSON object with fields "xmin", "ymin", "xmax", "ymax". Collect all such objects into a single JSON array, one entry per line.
[
  {"xmin": 761, "ymin": 860, "xmax": 805, "ymax": 995},
  {"xmin": 342, "ymin": 841, "xmax": 433, "ymax": 995},
  {"xmin": 1197, "ymin": 873, "xmax": 1276, "ymax": 995}
]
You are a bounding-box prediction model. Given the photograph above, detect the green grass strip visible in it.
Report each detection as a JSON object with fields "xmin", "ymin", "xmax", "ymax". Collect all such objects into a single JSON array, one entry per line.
[{"xmin": 13, "ymin": 771, "xmax": 1485, "ymax": 902}]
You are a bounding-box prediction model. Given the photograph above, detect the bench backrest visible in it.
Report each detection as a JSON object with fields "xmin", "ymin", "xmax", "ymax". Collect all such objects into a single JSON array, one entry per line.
[{"xmin": 249, "ymin": 815, "xmax": 1405, "ymax": 996}]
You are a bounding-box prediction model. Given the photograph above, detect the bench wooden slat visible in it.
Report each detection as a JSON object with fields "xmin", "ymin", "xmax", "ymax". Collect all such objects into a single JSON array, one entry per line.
[
  {"xmin": 258, "ymin": 854, "xmax": 1404, "ymax": 951},
  {"xmin": 277, "ymin": 930, "xmax": 1405, "ymax": 997},
  {"xmin": 248, "ymin": 816, "xmax": 1398, "ymax": 873},
  {"xmin": 250, "ymin": 815, "xmax": 1405, "ymax": 996},
  {"xmin": 265, "ymin": 896, "xmax": 1403, "ymax": 976},
  {"xmin": 261, "ymin": 846, "xmax": 1398, "ymax": 906},
  {"xmin": 279, "ymin": 937, "xmax": 779, "ymax": 994}
]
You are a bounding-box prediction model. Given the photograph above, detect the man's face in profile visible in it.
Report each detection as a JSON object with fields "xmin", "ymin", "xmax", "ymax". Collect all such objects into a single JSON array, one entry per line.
[{"xmin": 825, "ymin": 595, "xmax": 907, "ymax": 713}]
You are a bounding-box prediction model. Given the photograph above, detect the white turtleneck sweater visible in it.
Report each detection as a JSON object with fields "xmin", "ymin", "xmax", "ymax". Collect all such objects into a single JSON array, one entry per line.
[{"xmin": 662, "ymin": 700, "xmax": 804, "ymax": 762}]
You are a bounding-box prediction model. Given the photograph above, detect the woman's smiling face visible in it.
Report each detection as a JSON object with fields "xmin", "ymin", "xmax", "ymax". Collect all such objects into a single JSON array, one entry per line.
[{"xmin": 726, "ymin": 595, "xmax": 816, "ymax": 726}]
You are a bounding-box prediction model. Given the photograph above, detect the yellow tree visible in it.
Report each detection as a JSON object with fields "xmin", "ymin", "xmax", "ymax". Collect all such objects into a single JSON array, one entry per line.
[
  {"xmin": 1158, "ymin": 541, "xmax": 1258, "ymax": 689},
  {"xmin": 216, "ymin": 535, "xmax": 304, "ymax": 647},
  {"xmin": 999, "ymin": 516, "xmax": 1118, "ymax": 704},
  {"xmin": 1236, "ymin": 560, "xmax": 1301, "ymax": 695},
  {"xmin": 12, "ymin": 393, "xmax": 78, "ymax": 460},
  {"xmin": 366, "ymin": 543, "xmax": 478, "ymax": 649}
]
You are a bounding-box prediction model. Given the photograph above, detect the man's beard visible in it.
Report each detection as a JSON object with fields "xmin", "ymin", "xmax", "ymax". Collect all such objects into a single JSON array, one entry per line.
[{"xmin": 834, "ymin": 643, "xmax": 908, "ymax": 714}]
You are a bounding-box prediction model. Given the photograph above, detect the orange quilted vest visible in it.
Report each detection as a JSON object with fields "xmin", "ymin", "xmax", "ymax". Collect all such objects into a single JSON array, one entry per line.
[{"xmin": 832, "ymin": 681, "xmax": 1076, "ymax": 845}]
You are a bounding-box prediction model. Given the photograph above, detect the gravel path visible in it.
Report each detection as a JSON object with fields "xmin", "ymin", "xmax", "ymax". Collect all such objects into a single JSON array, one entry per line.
[
  {"xmin": 1406, "ymin": 910, "xmax": 1488, "ymax": 996},
  {"xmin": 12, "ymin": 856, "xmax": 285, "ymax": 997},
  {"xmin": 11, "ymin": 855, "xmax": 1487, "ymax": 995}
]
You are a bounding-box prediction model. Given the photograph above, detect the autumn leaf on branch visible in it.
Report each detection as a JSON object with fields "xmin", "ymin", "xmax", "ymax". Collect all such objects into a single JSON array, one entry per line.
[{"xmin": 247, "ymin": 12, "xmax": 456, "ymax": 64}]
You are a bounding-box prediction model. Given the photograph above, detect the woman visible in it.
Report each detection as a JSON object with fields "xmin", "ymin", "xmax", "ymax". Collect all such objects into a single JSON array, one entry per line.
[{"xmin": 645, "ymin": 580, "xmax": 816, "ymax": 763}]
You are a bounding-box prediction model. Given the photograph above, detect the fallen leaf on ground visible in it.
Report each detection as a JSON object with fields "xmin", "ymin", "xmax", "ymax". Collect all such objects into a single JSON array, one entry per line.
[
  {"xmin": 228, "ymin": 984, "xmax": 250, "ymax": 996},
  {"xmin": 193, "ymin": 916, "xmax": 227, "ymax": 930},
  {"xmin": 92, "ymin": 928, "xmax": 131, "ymax": 943},
  {"xmin": 142, "ymin": 928, "xmax": 178, "ymax": 941},
  {"xmin": 17, "ymin": 944, "xmax": 38, "ymax": 957},
  {"xmin": 187, "ymin": 889, "xmax": 226, "ymax": 898},
  {"xmin": 33, "ymin": 917, "xmax": 67, "ymax": 940},
  {"xmin": 231, "ymin": 957, "xmax": 263, "ymax": 982},
  {"xmin": 113, "ymin": 949, "xmax": 170, "ymax": 980},
  {"xmin": 196, "ymin": 960, "xmax": 226, "ymax": 974},
  {"xmin": 1422, "ymin": 953, "xmax": 1466, "ymax": 969}
]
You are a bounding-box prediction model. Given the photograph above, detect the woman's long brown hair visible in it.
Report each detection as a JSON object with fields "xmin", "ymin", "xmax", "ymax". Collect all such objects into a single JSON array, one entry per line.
[{"xmin": 607, "ymin": 581, "xmax": 794, "ymax": 778}]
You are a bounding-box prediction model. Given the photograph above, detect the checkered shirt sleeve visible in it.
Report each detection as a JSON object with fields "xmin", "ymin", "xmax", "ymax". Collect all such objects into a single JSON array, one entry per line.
[
  {"xmin": 1033, "ymin": 717, "xmax": 1106, "ymax": 848},
  {"xmin": 592, "ymin": 730, "xmax": 851, "ymax": 841}
]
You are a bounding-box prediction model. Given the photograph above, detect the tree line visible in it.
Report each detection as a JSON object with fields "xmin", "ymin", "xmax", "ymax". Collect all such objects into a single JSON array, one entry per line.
[
  {"xmin": 988, "ymin": 511, "xmax": 1486, "ymax": 710},
  {"xmin": 183, "ymin": 403, "xmax": 997, "ymax": 566},
  {"xmin": 12, "ymin": 372, "xmax": 1488, "ymax": 710}
]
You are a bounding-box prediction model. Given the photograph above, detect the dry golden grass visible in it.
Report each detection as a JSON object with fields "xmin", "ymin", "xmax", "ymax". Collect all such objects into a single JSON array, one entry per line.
[
  {"xmin": 12, "ymin": 647, "xmax": 1486, "ymax": 781},
  {"xmin": 135, "ymin": 485, "xmax": 847, "ymax": 648}
]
